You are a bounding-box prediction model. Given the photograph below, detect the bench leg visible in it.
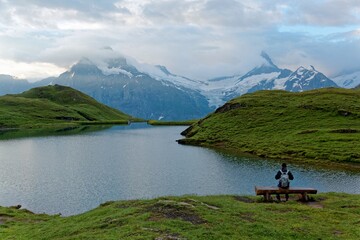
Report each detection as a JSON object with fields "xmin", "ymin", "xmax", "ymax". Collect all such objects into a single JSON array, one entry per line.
[
  {"xmin": 301, "ymin": 192, "xmax": 308, "ymax": 202},
  {"xmin": 264, "ymin": 193, "xmax": 271, "ymax": 201}
]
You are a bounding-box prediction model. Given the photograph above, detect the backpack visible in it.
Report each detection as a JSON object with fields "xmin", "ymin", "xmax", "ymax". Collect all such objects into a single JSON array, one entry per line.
[{"xmin": 279, "ymin": 170, "xmax": 289, "ymax": 188}]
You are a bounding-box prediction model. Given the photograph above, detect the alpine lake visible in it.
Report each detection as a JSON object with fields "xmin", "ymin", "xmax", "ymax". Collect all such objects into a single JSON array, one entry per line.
[{"xmin": 0, "ymin": 123, "xmax": 359, "ymax": 216}]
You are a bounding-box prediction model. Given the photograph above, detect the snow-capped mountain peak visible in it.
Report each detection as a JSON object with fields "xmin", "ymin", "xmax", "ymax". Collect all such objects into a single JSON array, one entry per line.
[
  {"xmin": 67, "ymin": 58, "xmax": 103, "ymax": 77},
  {"xmin": 77, "ymin": 57, "xmax": 94, "ymax": 66},
  {"xmin": 238, "ymin": 52, "xmax": 281, "ymax": 82},
  {"xmin": 155, "ymin": 65, "xmax": 172, "ymax": 76},
  {"xmin": 65, "ymin": 54, "xmax": 339, "ymax": 110},
  {"xmin": 120, "ymin": 58, "xmax": 208, "ymax": 89},
  {"xmin": 260, "ymin": 51, "xmax": 278, "ymax": 69},
  {"xmin": 66, "ymin": 56, "xmax": 207, "ymax": 90},
  {"xmin": 285, "ymin": 66, "xmax": 337, "ymax": 92},
  {"xmin": 199, "ymin": 53, "xmax": 339, "ymax": 107},
  {"xmin": 332, "ymin": 69, "xmax": 360, "ymax": 88},
  {"xmin": 0, "ymin": 51, "xmax": 344, "ymax": 120},
  {"xmin": 295, "ymin": 66, "xmax": 306, "ymax": 74}
]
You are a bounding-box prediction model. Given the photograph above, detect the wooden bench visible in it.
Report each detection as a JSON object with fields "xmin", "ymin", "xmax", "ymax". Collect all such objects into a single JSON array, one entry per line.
[{"xmin": 255, "ymin": 186, "xmax": 317, "ymax": 201}]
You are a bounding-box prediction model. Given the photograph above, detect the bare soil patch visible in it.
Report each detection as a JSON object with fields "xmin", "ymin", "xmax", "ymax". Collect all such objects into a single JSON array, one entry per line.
[
  {"xmin": 233, "ymin": 196, "xmax": 255, "ymax": 203},
  {"xmin": 147, "ymin": 201, "xmax": 206, "ymax": 225}
]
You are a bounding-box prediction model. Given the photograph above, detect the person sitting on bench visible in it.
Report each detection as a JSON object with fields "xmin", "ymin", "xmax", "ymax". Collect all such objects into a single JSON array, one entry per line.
[{"xmin": 275, "ymin": 163, "xmax": 294, "ymax": 201}]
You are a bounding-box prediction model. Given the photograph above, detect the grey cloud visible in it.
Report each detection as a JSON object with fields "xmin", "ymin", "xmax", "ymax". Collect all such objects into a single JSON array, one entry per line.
[
  {"xmin": 263, "ymin": 30, "xmax": 360, "ymax": 76},
  {"xmin": 0, "ymin": 0, "xmax": 359, "ymax": 80},
  {"xmin": 116, "ymin": 6, "xmax": 131, "ymax": 15},
  {"xmin": 198, "ymin": 0, "xmax": 272, "ymax": 28},
  {"xmin": 282, "ymin": 0, "xmax": 360, "ymax": 26},
  {"xmin": 0, "ymin": 0, "xmax": 129, "ymax": 30},
  {"xmin": 308, "ymin": 38, "xmax": 360, "ymax": 76},
  {"xmin": 324, "ymin": 29, "xmax": 360, "ymax": 42},
  {"xmin": 141, "ymin": 0, "xmax": 281, "ymax": 29},
  {"xmin": 1, "ymin": 0, "xmax": 360, "ymax": 29},
  {"xmin": 6, "ymin": 0, "xmax": 118, "ymax": 13},
  {"xmin": 142, "ymin": 1, "xmax": 192, "ymax": 24}
]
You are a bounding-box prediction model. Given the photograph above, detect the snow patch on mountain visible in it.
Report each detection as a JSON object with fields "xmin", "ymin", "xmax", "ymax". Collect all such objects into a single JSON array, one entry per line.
[
  {"xmin": 60, "ymin": 53, "xmax": 342, "ymax": 110},
  {"xmin": 235, "ymin": 72, "xmax": 281, "ymax": 94},
  {"xmin": 200, "ymin": 76, "xmax": 239, "ymax": 107},
  {"xmin": 273, "ymin": 77, "xmax": 288, "ymax": 89},
  {"xmin": 199, "ymin": 52, "xmax": 286, "ymax": 107},
  {"xmin": 82, "ymin": 55, "xmax": 208, "ymax": 91},
  {"xmin": 198, "ymin": 55, "xmax": 339, "ymax": 107},
  {"xmin": 332, "ymin": 70, "xmax": 360, "ymax": 88},
  {"xmin": 101, "ymin": 67, "xmax": 133, "ymax": 77},
  {"xmin": 127, "ymin": 58, "xmax": 207, "ymax": 89},
  {"xmin": 284, "ymin": 66, "xmax": 337, "ymax": 92}
]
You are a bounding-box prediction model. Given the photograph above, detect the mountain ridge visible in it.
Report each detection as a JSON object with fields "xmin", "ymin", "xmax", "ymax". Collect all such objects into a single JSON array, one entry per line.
[
  {"xmin": 37, "ymin": 59, "xmax": 212, "ymax": 120},
  {"xmin": 203, "ymin": 53, "xmax": 339, "ymax": 105},
  {"xmin": 0, "ymin": 53, "xmax": 354, "ymax": 120},
  {"xmin": 332, "ymin": 69, "xmax": 360, "ymax": 88}
]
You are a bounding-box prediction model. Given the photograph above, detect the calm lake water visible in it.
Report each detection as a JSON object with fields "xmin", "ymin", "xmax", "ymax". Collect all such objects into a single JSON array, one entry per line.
[{"xmin": 0, "ymin": 123, "xmax": 359, "ymax": 216}]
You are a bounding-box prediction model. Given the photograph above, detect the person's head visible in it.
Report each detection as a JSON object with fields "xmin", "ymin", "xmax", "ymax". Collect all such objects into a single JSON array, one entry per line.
[{"xmin": 281, "ymin": 163, "xmax": 287, "ymax": 169}]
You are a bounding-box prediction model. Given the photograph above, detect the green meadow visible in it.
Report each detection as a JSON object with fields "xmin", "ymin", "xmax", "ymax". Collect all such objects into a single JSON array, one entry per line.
[
  {"xmin": 0, "ymin": 85, "xmax": 134, "ymax": 129},
  {"xmin": 179, "ymin": 88, "xmax": 360, "ymax": 169},
  {"xmin": 0, "ymin": 87, "xmax": 359, "ymax": 239},
  {"xmin": 0, "ymin": 193, "xmax": 359, "ymax": 239}
]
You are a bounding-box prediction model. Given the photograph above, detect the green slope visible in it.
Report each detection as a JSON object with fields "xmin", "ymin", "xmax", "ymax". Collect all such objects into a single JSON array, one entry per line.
[
  {"xmin": 0, "ymin": 85, "xmax": 133, "ymax": 128},
  {"xmin": 0, "ymin": 193, "xmax": 359, "ymax": 239},
  {"xmin": 178, "ymin": 88, "xmax": 360, "ymax": 167}
]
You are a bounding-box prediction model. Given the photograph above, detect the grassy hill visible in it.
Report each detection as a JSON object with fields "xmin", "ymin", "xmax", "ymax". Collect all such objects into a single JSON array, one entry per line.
[
  {"xmin": 0, "ymin": 85, "xmax": 134, "ymax": 129},
  {"xmin": 178, "ymin": 88, "xmax": 360, "ymax": 167},
  {"xmin": 0, "ymin": 193, "xmax": 359, "ymax": 239}
]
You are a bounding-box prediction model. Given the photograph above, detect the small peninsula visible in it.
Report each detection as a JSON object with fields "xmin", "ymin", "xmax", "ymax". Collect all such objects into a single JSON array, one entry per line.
[{"xmin": 178, "ymin": 88, "xmax": 360, "ymax": 169}]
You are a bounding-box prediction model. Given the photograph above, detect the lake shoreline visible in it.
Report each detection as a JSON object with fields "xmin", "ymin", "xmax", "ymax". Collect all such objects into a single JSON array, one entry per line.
[
  {"xmin": 147, "ymin": 119, "xmax": 197, "ymax": 126},
  {"xmin": 1, "ymin": 124, "xmax": 359, "ymax": 218},
  {"xmin": 6, "ymin": 121, "xmax": 360, "ymax": 172},
  {"xmin": 178, "ymin": 89, "xmax": 360, "ymax": 172},
  {"xmin": 177, "ymin": 139, "xmax": 360, "ymax": 172}
]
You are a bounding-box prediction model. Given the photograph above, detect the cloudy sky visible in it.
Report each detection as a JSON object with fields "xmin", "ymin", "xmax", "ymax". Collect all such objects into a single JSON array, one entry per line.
[{"xmin": 0, "ymin": 0, "xmax": 359, "ymax": 80}]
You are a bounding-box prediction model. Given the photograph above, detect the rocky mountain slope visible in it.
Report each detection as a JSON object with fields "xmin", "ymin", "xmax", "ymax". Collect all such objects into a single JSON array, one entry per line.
[
  {"xmin": 35, "ymin": 58, "xmax": 212, "ymax": 121},
  {"xmin": 332, "ymin": 70, "xmax": 360, "ymax": 88},
  {"xmin": 201, "ymin": 52, "xmax": 338, "ymax": 107},
  {"xmin": 0, "ymin": 74, "xmax": 32, "ymax": 96}
]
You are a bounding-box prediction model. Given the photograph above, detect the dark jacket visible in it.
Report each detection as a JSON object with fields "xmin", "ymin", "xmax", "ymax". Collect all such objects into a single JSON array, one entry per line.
[{"xmin": 275, "ymin": 167, "xmax": 294, "ymax": 188}]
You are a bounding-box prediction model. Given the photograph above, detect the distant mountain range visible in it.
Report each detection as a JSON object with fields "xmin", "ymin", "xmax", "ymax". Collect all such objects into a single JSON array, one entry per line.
[
  {"xmin": 199, "ymin": 52, "xmax": 340, "ymax": 107},
  {"xmin": 0, "ymin": 74, "xmax": 32, "ymax": 95},
  {"xmin": 32, "ymin": 57, "xmax": 212, "ymax": 121},
  {"xmin": 1, "ymin": 53, "xmax": 359, "ymax": 120}
]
